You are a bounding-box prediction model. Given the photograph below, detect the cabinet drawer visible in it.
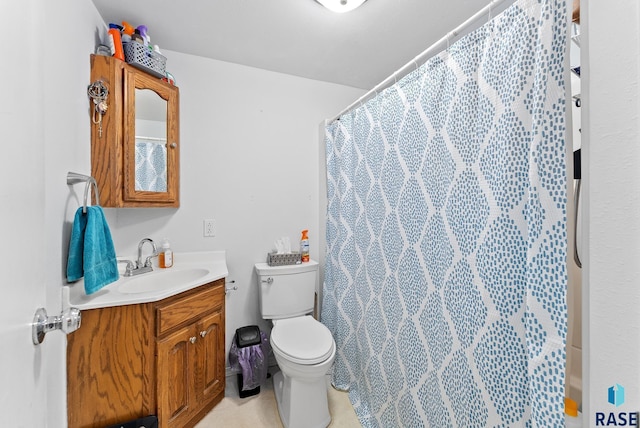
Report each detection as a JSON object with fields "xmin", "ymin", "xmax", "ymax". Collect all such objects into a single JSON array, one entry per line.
[{"xmin": 156, "ymin": 280, "xmax": 224, "ymax": 336}]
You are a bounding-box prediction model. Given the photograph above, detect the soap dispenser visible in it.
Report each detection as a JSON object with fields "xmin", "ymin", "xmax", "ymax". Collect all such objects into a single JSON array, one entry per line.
[{"xmin": 158, "ymin": 238, "xmax": 173, "ymax": 268}]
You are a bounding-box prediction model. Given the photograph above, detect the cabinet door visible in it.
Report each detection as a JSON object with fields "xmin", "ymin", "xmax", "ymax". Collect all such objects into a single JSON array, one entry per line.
[
  {"xmin": 123, "ymin": 66, "xmax": 179, "ymax": 206},
  {"xmin": 157, "ymin": 324, "xmax": 196, "ymax": 428},
  {"xmin": 197, "ymin": 307, "xmax": 225, "ymax": 403},
  {"xmin": 67, "ymin": 304, "xmax": 154, "ymax": 428}
]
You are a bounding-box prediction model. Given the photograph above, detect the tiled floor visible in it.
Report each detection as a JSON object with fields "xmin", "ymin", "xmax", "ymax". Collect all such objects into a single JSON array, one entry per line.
[{"xmin": 195, "ymin": 371, "xmax": 361, "ymax": 428}]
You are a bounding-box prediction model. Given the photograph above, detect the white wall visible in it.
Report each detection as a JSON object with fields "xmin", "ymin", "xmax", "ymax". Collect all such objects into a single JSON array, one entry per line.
[
  {"xmin": 102, "ymin": 51, "xmax": 364, "ymax": 367},
  {"xmin": 582, "ymin": 0, "xmax": 640, "ymax": 423}
]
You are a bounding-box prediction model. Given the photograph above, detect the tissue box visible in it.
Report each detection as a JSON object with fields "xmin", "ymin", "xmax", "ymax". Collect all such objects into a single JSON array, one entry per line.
[{"xmin": 267, "ymin": 252, "xmax": 301, "ymax": 266}]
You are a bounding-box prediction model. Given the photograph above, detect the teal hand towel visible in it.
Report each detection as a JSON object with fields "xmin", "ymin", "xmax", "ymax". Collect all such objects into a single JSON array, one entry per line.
[{"xmin": 66, "ymin": 206, "xmax": 119, "ymax": 294}]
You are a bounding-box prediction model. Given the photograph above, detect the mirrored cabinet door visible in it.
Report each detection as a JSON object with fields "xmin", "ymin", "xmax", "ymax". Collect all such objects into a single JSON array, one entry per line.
[{"xmin": 124, "ymin": 68, "xmax": 179, "ymax": 205}]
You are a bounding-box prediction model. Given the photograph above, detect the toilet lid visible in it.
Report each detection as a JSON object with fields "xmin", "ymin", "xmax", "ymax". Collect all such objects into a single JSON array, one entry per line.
[{"xmin": 271, "ymin": 316, "xmax": 335, "ymax": 365}]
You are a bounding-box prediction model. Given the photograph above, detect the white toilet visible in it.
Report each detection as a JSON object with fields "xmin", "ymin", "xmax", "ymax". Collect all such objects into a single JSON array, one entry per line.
[{"xmin": 255, "ymin": 260, "xmax": 336, "ymax": 428}]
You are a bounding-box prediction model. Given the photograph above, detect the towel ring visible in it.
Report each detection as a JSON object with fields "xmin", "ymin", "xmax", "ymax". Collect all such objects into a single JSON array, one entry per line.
[
  {"xmin": 67, "ymin": 172, "xmax": 101, "ymax": 213},
  {"xmin": 82, "ymin": 178, "xmax": 99, "ymax": 213}
]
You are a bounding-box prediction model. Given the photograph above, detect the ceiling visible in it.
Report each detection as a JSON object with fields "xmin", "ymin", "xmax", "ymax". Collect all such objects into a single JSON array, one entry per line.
[{"xmin": 91, "ymin": 0, "xmax": 494, "ymax": 90}]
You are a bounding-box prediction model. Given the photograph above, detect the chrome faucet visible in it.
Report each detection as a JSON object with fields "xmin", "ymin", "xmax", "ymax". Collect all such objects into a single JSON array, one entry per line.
[
  {"xmin": 133, "ymin": 238, "xmax": 157, "ymax": 275},
  {"xmin": 117, "ymin": 239, "xmax": 157, "ymax": 277}
]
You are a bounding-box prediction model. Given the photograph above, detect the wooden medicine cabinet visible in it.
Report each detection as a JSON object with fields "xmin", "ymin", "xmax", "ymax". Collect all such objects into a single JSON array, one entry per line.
[{"xmin": 89, "ymin": 54, "xmax": 180, "ymax": 207}]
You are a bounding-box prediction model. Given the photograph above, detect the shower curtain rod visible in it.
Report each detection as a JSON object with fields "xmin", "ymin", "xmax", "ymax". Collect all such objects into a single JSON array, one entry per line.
[{"xmin": 328, "ymin": 0, "xmax": 511, "ymax": 123}]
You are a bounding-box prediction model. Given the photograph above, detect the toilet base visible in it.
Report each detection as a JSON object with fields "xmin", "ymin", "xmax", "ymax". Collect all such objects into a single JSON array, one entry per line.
[{"xmin": 273, "ymin": 370, "xmax": 331, "ymax": 428}]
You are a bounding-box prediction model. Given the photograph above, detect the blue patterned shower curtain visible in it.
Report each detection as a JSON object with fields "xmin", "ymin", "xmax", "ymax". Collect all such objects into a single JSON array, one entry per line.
[{"xmin": 322, "ymin": 0, "xmax": 568, "ymax": 426}]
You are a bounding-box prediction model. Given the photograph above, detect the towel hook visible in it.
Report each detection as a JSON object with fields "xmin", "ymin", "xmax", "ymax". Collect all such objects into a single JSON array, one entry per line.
[{"xmin": 67, "ymin": 172, "xmax": 100, "ymax": 213}]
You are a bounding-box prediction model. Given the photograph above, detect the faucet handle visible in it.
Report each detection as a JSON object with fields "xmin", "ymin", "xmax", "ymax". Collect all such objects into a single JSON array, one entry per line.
[
  {"xmin": 117, "ymin": 259, "xmax": 135, "ymax": 276},
  {"xmin": 144, "ymin": 253, "xmax": 158, "ymax": 268}
]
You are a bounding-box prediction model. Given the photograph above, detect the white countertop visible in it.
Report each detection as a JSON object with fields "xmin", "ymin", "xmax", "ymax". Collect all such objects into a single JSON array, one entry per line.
[{"xmin": 63, "ymin": 251, "xmax": 228, "ymax": 310}]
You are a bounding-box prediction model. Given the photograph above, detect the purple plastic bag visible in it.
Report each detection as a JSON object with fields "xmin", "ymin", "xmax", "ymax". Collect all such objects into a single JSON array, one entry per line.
[{"xmin": 229, "ymin": 331, "xmax": 271, "ymax": 391}]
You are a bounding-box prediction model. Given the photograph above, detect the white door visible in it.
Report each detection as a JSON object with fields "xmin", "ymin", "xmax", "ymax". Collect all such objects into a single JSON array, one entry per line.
[{"xmin": 0, "ymin": 1, "xmax": 48, "ymax": 426}]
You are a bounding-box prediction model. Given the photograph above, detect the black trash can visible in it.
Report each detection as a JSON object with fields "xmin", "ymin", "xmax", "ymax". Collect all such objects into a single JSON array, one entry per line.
[
  {"xmin": 106, "ymin": 415, "xmax": 158, "ymax": 428},
  {"xmin": 234, "ymin": 325, "xmax": 263, "ymax": 398}
]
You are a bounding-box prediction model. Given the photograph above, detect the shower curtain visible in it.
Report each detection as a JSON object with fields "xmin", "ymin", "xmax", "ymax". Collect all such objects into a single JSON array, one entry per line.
[{"xmin": 322, "ymin": 0, "xmax": 568, "ymax": 426}]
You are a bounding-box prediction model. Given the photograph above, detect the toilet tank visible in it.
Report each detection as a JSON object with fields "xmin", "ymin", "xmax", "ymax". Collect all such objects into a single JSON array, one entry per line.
[{"xmin": 255, "ymin": 260, "xmax": 319, "ymax": 320}]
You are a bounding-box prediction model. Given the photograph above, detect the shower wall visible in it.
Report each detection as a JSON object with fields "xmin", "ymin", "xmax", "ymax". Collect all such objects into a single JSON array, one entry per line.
[{"xmin": 565, "ymin": 21, "xmax": 583, "ymax": 405}]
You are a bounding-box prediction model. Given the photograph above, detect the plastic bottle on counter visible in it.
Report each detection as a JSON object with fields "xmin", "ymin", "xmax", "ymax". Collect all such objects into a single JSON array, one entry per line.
[
  {"xmin": 300, "ymin": 230, "xmax": 310, "ymax": 263},
  {"xmin": 158, "ymin": 238, "xmax": 174, "ymax": 268}
]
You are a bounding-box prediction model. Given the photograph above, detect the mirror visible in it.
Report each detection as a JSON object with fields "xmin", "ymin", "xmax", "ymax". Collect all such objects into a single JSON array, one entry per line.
[{"xmin": 135, "ymin": 88, "xmax": 168, "ymax": 192}]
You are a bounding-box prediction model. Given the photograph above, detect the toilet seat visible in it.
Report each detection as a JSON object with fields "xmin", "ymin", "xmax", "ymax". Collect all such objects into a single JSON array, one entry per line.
[{"xmin": 271, "ymin": 315, "xmax": 335, "ymax": 365}]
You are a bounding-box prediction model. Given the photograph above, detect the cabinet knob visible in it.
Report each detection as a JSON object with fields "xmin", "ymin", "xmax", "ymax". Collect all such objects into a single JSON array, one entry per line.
[
  {"xmin": 169, "ymin": 142, "xmax": 177, "ymax": 149},
  {"xmin": 189, "ymin": 336, "xmax": 197, "ymax": 344},
  {"xmin": 200, "ymin": 330, "xmax": 207, "ymax": 338}
]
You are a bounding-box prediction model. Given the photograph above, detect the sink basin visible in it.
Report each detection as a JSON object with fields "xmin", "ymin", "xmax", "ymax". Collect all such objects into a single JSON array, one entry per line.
[{"xmin": 118, "ymin": 268, "xmax": 210, "ymax": 294}]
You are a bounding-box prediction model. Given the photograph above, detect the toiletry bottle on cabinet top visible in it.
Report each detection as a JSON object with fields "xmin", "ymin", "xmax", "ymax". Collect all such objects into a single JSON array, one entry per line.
[
  {"xmin": 300, "ymin": 230, "xmax": 310, "ymax": 263},
  {"xmin": 107, "ymin": 23, "xmax": 125, "ymax": 61},
  {"xmin": 159, "ymin": 238, "xmax": 173, "ymax": 268}
]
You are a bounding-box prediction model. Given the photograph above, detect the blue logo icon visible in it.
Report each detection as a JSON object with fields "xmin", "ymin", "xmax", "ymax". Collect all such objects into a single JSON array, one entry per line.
[{"xmin": 608, "ymin": 384, "xmax": 625, "ymax": 407}]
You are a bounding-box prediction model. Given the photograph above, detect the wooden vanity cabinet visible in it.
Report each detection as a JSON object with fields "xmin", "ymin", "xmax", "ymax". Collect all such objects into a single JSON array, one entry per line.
[
  {"xmin": 67, "ymin": 279, "xmax": 225, "ymax": 428},
  {"xmin": 155, "ymin": 282, "xmax": 225, "ymax": 427},
  {"xmin": 89, "ymin": 54, "xmax": 179, "ymax": 208}
]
